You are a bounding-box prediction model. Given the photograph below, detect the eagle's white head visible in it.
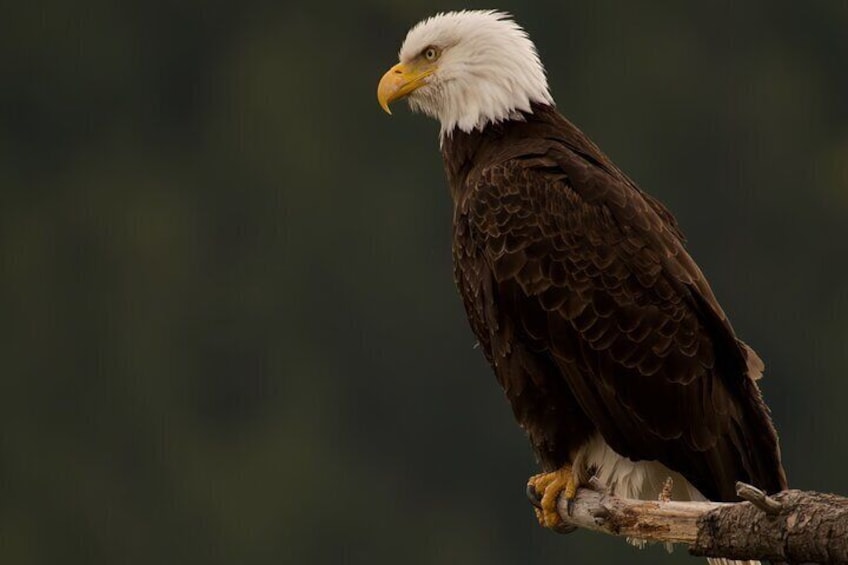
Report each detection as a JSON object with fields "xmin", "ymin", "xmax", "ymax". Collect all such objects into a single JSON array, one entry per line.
[{"xmin": 377, "ymin": 10, "xmax": 554, "ymax": 138}]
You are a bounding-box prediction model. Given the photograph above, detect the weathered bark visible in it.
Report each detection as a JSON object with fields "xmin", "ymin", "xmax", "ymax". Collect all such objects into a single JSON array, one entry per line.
[
  {"xmin": 692, "ymin": 488, "xmax": 848, "ymax": 563},
  {"xmin": 528, "ymin": 480, "xmax": 848, "ymax": 563}
]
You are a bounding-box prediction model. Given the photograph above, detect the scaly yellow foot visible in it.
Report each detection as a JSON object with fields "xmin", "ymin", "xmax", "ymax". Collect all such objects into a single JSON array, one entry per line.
[{"xmin": 527, "ymin": 464, "xmax": 578, "ymax": 528}]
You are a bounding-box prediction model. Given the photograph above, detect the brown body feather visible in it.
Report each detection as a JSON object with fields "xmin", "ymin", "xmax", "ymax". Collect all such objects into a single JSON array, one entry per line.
[{"xmin": 445, "ymin": 103, "xmax": 786, "ymax": 501}]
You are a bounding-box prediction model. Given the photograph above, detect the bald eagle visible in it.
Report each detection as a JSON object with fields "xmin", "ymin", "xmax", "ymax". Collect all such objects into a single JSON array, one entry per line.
[{"xmin": 377, "ymin": 9, "xmax": 786, "ymax": 541}]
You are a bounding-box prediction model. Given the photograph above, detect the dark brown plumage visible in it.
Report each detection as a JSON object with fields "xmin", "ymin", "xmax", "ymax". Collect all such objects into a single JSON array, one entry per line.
[{"xmin": 444, "ymin": 102, "xmax": 787, "ymax": 502}]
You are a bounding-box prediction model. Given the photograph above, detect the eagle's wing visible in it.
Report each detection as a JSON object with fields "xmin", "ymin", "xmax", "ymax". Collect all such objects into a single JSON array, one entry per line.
[{"xmin": 457, "ymin": 146, "xmax": 785, "ymax": 501}]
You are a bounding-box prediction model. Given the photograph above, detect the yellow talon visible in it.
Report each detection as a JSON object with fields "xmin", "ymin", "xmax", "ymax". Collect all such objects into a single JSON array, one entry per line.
[{"xmin": 527, "ymin": 464, "xmax": 578, "ymax": 528}]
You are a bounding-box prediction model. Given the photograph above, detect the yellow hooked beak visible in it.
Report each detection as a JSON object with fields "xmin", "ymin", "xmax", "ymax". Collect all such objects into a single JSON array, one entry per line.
[{"xmin": 377, "ymin": 61, "xmax": 434, "ymax": 114}]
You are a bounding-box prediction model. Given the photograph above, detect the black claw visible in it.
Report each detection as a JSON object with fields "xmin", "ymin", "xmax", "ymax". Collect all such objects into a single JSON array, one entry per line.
[{"xmin": 526, "ymin": 483, "xmax": 543, "ymax": 509}]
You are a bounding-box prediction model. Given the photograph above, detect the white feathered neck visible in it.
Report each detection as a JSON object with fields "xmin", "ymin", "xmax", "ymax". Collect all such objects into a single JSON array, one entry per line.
[{"xmin": 398, "ymin": 11, "xmax": 554, "ymax": 139}]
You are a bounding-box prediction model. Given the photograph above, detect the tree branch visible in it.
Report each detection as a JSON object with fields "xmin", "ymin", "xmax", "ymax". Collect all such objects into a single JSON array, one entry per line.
[{"xmin": 528, "ymin": 480, "xmax": 848, "ymax": 563}]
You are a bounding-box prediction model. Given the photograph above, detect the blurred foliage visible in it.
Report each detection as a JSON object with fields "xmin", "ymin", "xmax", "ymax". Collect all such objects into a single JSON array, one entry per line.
[{"xmin": 1, "ymin": 1, "xmax": 847, "ymax": 563}]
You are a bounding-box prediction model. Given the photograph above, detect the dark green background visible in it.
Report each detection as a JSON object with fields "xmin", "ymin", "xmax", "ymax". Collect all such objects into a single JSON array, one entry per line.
[{"xmin": 2, "ymin": 1, "xmax": 846, "ymax": 563}]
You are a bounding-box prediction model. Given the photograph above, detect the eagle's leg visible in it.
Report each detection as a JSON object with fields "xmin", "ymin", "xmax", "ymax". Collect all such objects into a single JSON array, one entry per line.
[{"xmin": 527, "ymin": 464, "xmax": 578, "ymax": 528}]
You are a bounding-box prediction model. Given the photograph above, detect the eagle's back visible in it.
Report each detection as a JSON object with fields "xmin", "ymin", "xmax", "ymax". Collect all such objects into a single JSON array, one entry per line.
[{"xmin": 444, "ymin": 104, "xmax": 786, "ymax": 501}]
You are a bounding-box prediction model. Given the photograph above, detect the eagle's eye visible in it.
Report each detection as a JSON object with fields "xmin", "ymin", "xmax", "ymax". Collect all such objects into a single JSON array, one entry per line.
[{"xmin": 423, "ymin": 47, "xmax": 439, "ymax": 61}]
